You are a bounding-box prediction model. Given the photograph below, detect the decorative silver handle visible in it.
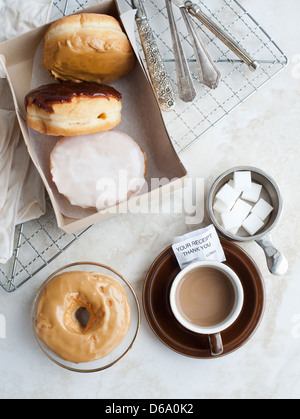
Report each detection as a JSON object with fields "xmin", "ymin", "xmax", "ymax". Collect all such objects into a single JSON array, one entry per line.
[
  {"xmin": 136, "ymin": 18, "xmax": 176, "ymax": 112},
  {"xmin": 184, "ymin": 1, "xmax": 260, "ymax": 71},
  {"xmin": 256, "ymin": 235, "xmax": 289, "ymax": 276},
  {"xmin": 180, "ymin": 6, "xmax": 221, "ymax": 89},
  {"xmin": 165, "ymin": 0, "xmax": 196, "ymax": 102}
]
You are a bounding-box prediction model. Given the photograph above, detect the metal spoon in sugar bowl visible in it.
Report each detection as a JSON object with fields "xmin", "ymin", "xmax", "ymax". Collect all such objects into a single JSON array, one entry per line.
[{"xmin": 207, "ymin": 166, "xmax": 289, "ymax": 276}]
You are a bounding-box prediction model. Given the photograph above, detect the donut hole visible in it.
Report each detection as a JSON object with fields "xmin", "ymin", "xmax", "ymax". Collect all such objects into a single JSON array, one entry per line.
[
  {"xmin": 64, "ymin": 297, "xmax": 97, "ymax": 334},
  {"xmin": 75, "ymin": 307, "xmax": 91, "ymax": 330}
]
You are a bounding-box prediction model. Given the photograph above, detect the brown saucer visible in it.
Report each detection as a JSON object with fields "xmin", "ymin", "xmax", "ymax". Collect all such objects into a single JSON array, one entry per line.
[{"xmin": 143, "ymin": 239, "xmax": 265, "ymax": 358}]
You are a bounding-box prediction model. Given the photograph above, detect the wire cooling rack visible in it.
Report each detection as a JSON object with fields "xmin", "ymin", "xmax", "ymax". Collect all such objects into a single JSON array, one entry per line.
[
  {"xmin": 136, "ymin": 0, "xmax": 288, "ymax": 152},
  {"xmin": 0, "ymin": 0, "xmax": 288, "ymax": 292}
]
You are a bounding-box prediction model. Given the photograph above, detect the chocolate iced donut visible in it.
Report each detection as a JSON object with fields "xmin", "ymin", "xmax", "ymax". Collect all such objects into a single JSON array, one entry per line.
[{"xmin": 25, "ymin": 81, "xmax": 122, "ymax": 136}]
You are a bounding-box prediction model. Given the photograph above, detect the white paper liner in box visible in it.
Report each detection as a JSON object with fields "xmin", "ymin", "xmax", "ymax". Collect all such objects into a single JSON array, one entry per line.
[
  {"xmin": 172, "ymin": 225, "xmax": 226, "ymax": 270},
  {"xmin": 28, "ymin": 39, "xmax": 146, "ymax": 220},
  {"xmin": 26, "ymin": 10, "xmax": 143, "ymax": 221},
  {"xmin": 27, "ymin": 9, "xmax": 182, "ymax": 221},
  {"xmin": 0, "ymin": 0, "xmax": 188, "ymax": 234}
]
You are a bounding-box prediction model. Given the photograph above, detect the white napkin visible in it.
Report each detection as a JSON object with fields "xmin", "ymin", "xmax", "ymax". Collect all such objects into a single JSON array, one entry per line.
[
  {"xmin": 0, "ymin": 110, "xmax": 18, "ymax": 210},
  {"xmin": 0, "ymin": 0, "xmax": 53, "ymax": 264},
  {"xmin": 0, "ymin": 0, "xmax": 53, "ymax": 42},
  {"xmin": 0, "ymin": 127, "xmax": 31, "ymax": 264}
]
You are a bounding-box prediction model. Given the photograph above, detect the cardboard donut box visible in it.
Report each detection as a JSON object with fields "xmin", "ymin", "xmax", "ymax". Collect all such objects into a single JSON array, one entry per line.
[{"xmin": 0, "ymin": 0, "xmax": 188, "ymax": 234}]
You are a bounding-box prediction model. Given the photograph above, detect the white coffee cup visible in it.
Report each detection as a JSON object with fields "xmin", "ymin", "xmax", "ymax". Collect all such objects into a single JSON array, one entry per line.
[{"xmin": 170, "ymin": 261, "xmax": 244, "ymax": 356}]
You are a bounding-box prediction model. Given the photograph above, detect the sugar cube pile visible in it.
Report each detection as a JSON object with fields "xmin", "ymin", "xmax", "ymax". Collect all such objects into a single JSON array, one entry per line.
[{"xmin": 213, "ymin": 171, "xmax": 274, "ymax": 236}]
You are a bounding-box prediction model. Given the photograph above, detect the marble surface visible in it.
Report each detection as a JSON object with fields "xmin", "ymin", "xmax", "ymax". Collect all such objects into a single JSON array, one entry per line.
[{"xmin": 1, "ymin": 0, "xmax": 300, "ymax": 399}]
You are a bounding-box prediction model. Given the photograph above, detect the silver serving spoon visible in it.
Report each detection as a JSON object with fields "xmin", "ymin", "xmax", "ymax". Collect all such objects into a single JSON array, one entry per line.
[
  {"xmin": 165, "ymin": 0, "xmax": 196, "ymax": 102},
  {"xmin": 179, "ymin": 5, "xmax": 221, "ymax": 89}
]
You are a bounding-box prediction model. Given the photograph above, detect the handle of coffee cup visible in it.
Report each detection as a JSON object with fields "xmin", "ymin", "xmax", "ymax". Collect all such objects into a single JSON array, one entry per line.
[
  {"xmin": 208, "ymin": 333, "xmax": 223, "ymax": 356},
  {"xmin": 256, "ymin": 234, "xmax": 289, "ymax": 276}
]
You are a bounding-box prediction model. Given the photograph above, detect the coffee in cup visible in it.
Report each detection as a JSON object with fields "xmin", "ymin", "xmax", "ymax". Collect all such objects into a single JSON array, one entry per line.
[{"xmin": 170, "ymin": 261, "xmax": 244, "ymax": 356}]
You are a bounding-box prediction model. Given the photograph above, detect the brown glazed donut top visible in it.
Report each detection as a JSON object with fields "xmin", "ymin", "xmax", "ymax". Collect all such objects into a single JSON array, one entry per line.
[
  {"xmin": 25, "ymin": 81, "xmax": 122, "ymax": 113},
  {"xmin": 34, "ymin": 271, "xmax": 132, "ymax": 364}
]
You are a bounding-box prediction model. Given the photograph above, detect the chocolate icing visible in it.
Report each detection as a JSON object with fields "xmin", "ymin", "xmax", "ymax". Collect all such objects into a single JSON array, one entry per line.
[{"xmin": 25, "ymin": 81, "xmax": 122, "ymax": 113}]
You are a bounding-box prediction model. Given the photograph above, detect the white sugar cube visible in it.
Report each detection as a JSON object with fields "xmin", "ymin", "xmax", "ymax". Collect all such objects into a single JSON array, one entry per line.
[
  {"xmin": 231, "ymin": 198, "xmax": 253, "ymax": 222},
  {"xmin": 213, "ymin": 199, "xmax": 232, "ymax": 214},
  {"xmin": 251, "ymin": 198, "xmax": 273, "ymax": 221},
  {"xmin": 242, "ymin": 213, "xmax": 265, "ymax": 236},
  {"xmin": 242, "ymin": 182, "xmax": 263, "ymax": 203},
  {"xmin": 221, "ymin": 211, "xmax": 243, "ymax": 231},
  {"xmin": 228, "ymin": 226, "xmax": 240, "ymax": 235},
  {"xmin": 228, "ymin": 179, "xmax": 243, "ymax": 193},
  {"xmin": 233, "ymin": 171, "xmax": 252, "ymax": 192},
  {"xmin": 215, "ymin": 183, "xmax": 240, "ymax": 210}
]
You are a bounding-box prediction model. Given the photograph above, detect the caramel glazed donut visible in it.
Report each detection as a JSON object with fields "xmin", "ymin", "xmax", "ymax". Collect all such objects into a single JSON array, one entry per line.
[
  {"xmin": 34, "ymin": 271, "xmax": 132, "ymax": 364},
  {"xmin": 25, "ymin": 81, "xmax": 122, "ymax": 136},
  {"xmin": 42, "ymin": 13, "xmax": 136, "ymax": 84}
]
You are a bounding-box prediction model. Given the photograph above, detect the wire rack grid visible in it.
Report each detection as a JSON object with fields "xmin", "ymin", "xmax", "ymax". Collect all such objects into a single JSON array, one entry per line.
[
  {"xmin": 130, "ymin": 0, "xmax": 288, "ymax": 153},
  {"xmin": 0, "ymin": 0, "xmax": 288, "ymax": 292}
]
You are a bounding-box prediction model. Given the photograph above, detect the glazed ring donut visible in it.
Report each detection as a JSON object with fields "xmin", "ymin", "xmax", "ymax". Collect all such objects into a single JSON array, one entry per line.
[
  {"xmin": 50, "ymin": 131, "xmax": 147, "ymax": 210},
  {"xmin": 34, "ymin": 271, "xmax": 132, "ymax": 364},
  {"xmin": 25, "ymin": 81, "xmax": 122, "ymax": 136}
]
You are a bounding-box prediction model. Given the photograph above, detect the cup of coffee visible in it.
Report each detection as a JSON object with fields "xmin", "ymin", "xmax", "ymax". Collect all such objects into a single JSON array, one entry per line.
[{"xmin": 170, "ymin": 261, "xmax": 244, "ymax": 356}]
